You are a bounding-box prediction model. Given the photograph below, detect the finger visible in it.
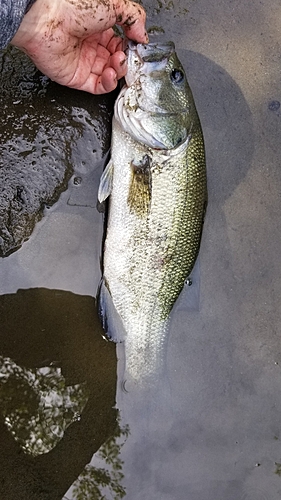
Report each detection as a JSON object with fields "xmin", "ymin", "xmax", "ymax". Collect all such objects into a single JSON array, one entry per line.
[
  {"xmin": 92, "ymin": 29, "xmax": 123, "ymax": 52},
  {"xmin": 99, "ymin": 66, "xmax": 118, "ymax": 93},
  {"xmin": 76, "ymin": 67, "xmax": 118, "ymax": 94},
  {"xmin": 115, "ymin": 1, "xmax": 148, "ymax": 43},
  {"xmin": 81, "ymin": 30, "xmax": 123, "ymax": 58},
  {"xmin": 107, "ymin": 51, "xmax": 127, "ymax": 79},
  {"xmin": 105, "ymin": 33, "xmax": 124, "ymax": 54},
  {"xmin": 92, "ymin": 44, "xmax": 126, "ymax": 78}
]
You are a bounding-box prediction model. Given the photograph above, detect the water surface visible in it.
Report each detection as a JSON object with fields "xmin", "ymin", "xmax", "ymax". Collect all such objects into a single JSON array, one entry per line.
[{"xmin": 1, "ymin": 1, "xmax": 281, "ymax": 498}]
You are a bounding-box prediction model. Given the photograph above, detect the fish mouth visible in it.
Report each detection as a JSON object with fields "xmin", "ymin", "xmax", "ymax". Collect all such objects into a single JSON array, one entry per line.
[
  {"xmin": 115, "ymin": 41, "xmax": 189, "ymax": 150},
  {"xmin": 126, "ymin": 40, "xmax": 175, "ymax": 60},
  {"xmin": 124, "ymin": 40, "xmax": 188, "ymax": 116},
  {"xmin": 125, "ymin": 40, "xmax": 176, "ymax": 87}
]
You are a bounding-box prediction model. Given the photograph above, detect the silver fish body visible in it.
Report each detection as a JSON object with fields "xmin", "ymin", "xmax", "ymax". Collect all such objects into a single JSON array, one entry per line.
[{"xmin": 98, "ymin": 41, "xmax": 207, "ymax": 385}]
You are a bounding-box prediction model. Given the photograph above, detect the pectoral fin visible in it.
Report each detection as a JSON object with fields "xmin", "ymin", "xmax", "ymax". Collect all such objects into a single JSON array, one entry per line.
[
  {"xmin": 98, "ymin": 159, "xmax": 114, "ymax": 203},
  {"xmin": 97, "ymin": 279, "xmax": 126, "ymax": 343},
  {"xmin": 127, "ymin": 155, "xmax": 152, "ymax": 217}
]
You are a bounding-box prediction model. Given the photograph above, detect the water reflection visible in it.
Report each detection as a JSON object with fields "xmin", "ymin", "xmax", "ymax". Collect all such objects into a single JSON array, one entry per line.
[
  {"xmin": 0, "ymin": 288, "xmax": 120, "ymax": 499},
  {"xmin": 0, "ymin": 357, "xmax": 89, "ymax": 456},
  {"xmin": 64, "ymin": 422, "xmax": 129, "ymax": 500}
]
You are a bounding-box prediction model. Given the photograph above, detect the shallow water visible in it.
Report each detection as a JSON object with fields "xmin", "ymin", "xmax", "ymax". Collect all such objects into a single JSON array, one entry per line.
[{"xmin": 1, "ymin": 0, "xmax": 281, "ymax": 498}]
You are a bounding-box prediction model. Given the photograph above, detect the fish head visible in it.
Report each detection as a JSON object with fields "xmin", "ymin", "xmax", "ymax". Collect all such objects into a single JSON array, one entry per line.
[{"xmin": 115, "ymin": 41, "xmax": 196, "ymax": 150}]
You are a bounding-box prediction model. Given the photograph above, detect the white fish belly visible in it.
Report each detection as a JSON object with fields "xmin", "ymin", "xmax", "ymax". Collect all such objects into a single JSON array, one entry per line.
[{"xmin": 103, "ymin": 118, "xmax": 192, "ymax": 384}]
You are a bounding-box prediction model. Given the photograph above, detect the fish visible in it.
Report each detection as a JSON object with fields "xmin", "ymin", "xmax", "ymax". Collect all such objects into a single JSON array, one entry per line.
[{"xmin": 98, "ymin": 41, "xmax": 207, "ymax": 386}]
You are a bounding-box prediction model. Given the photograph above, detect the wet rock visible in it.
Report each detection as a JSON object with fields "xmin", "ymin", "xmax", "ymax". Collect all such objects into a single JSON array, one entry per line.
[{"xmin": 0, "ymin": 46, "xmax": 115, "ymax": 257}]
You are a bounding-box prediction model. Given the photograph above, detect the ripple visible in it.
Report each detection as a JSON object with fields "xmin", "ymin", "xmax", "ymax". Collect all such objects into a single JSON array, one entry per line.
[{"xmin": 241, "ymin": 486, "xmax": 270, "ymax": 500}]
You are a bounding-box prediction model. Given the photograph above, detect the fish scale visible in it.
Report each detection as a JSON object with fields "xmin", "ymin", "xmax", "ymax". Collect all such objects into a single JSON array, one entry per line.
[{"xmin": 98, "ymin": 42, "xmax": 207, "ymax": 385}]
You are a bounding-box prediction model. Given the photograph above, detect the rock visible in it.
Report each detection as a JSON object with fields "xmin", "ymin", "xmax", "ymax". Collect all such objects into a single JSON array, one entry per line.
[{"xmin": 0, "ymin": 46, "xmax": 115, "ymax": 256}]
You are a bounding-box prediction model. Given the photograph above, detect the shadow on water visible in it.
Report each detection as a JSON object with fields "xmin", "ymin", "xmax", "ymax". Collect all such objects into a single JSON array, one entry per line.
[
  {"xmin": 0, "ymin": 288, "xmax": 121, "ymax": 500},
  {"xmin": 180, "ymin": 49, "xmax": 255, "ymax": 201},
  {"xmin": 167, "ymin": 48, "xmax": 254, "ymax": 316}
]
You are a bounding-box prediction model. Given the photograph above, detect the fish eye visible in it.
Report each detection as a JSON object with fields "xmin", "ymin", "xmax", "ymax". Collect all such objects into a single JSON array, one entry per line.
[{"xmin": 170, "ymin": 69, "xmax": 184, "ymax": 84}]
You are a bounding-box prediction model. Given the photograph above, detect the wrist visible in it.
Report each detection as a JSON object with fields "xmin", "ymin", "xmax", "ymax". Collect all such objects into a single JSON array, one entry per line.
[{"xmin": 25, "ymin": 0, "xmax": 37, "ymax": 13}]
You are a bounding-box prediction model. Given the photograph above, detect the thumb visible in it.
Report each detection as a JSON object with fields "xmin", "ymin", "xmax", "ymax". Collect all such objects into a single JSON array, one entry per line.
[{"xmin": 114, "ymin": 1, "xmax": 148, "ymax": 43}]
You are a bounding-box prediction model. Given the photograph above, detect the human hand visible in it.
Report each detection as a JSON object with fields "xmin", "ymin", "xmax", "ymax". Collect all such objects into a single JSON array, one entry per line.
[{"xmin": 11, "ymin": 0, "xmax": 147, "ymax": 94}]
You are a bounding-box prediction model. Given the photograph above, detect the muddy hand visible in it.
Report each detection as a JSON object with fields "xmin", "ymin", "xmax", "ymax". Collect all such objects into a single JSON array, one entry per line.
[{"xmin": 11, "ymin": 0, "xmax": 148, "ymax": 94}]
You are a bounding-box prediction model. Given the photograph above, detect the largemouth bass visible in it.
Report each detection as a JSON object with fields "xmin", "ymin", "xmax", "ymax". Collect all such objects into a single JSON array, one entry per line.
[{"xmin": 98, "ymin": 41, "xmax": 207, "ymax": 386}]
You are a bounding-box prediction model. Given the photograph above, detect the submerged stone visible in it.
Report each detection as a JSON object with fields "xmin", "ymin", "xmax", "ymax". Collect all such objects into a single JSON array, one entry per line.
[{"xmin": 0, "ymin": 46, "xmax": 115, "ymax": 257}]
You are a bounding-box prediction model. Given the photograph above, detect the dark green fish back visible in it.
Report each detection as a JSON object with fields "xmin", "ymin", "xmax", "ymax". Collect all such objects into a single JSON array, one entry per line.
[{"xmin": 157, "ymin": 117, "xmax": 207, "ymax": 318}]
